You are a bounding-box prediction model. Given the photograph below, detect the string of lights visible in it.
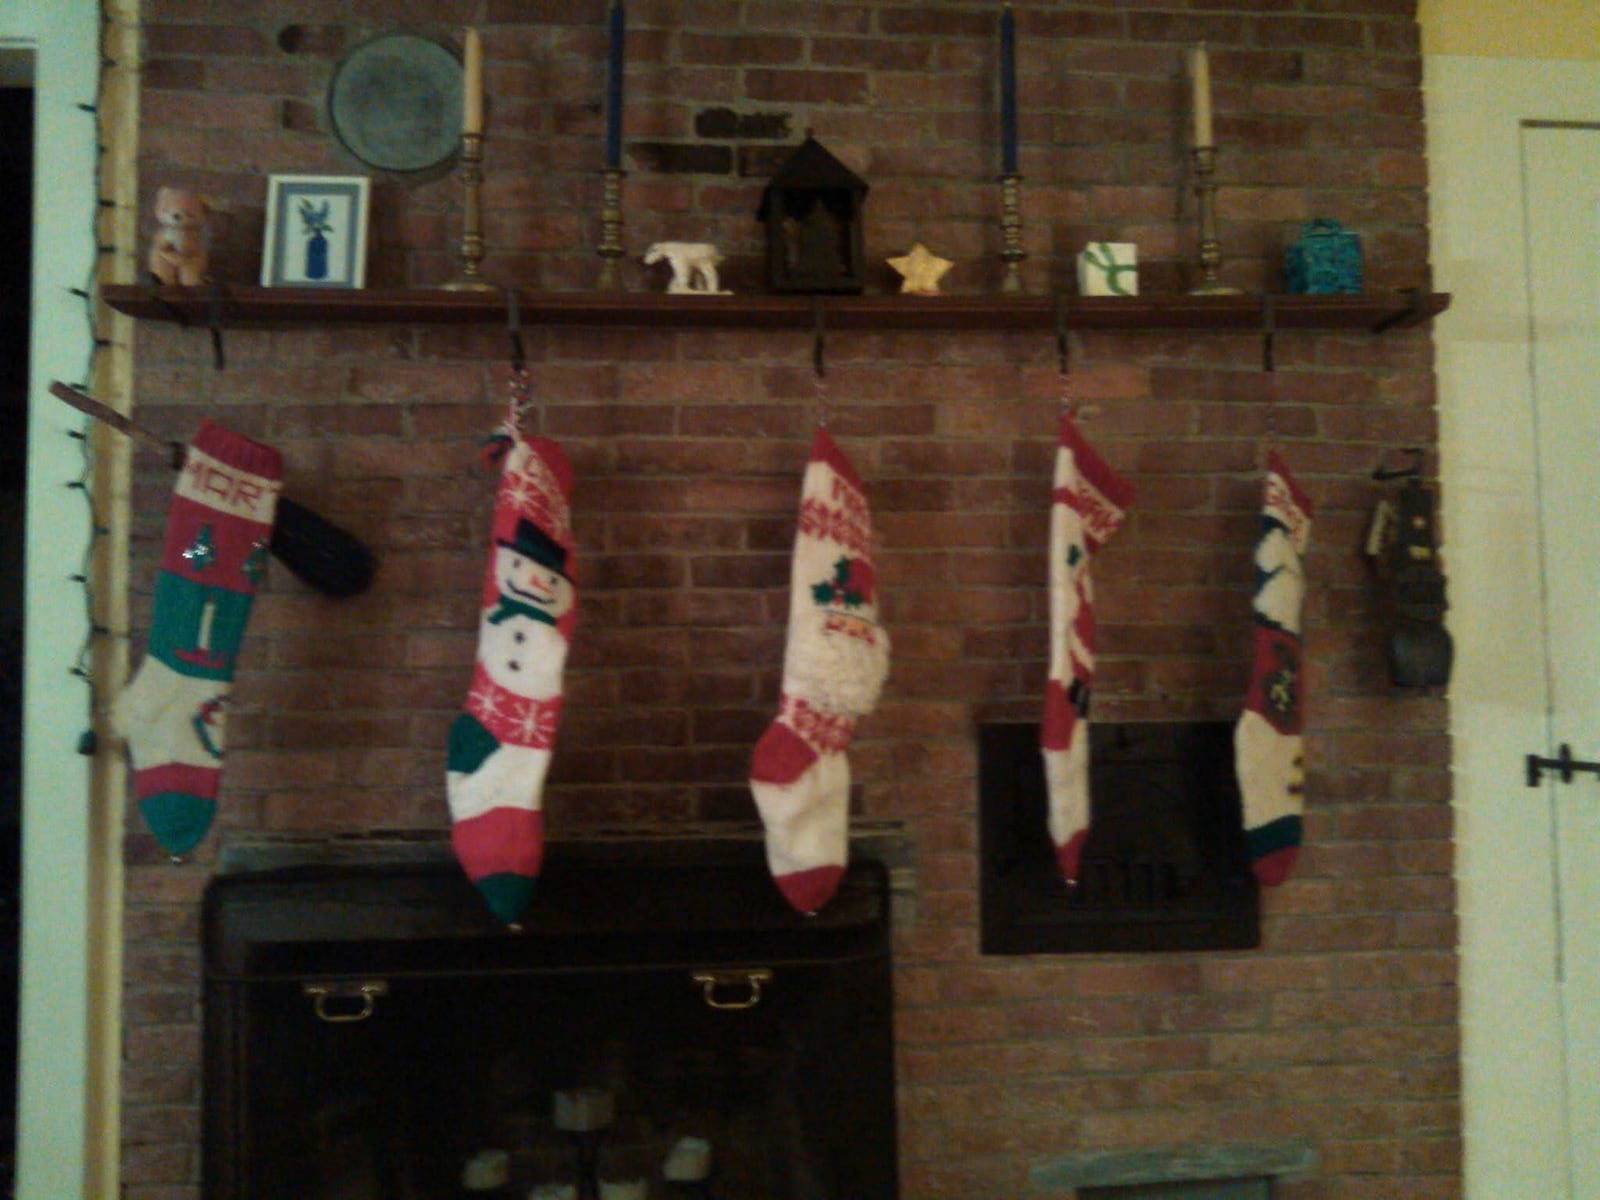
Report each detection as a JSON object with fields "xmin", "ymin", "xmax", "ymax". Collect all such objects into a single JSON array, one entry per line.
[{"xmin": 61, "ymin": 6, "xmax": 125, "ymax": 757}]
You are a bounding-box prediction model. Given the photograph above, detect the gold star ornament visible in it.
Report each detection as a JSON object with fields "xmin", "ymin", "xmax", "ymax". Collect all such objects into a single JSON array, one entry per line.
[{"xmin": 887, "ymin": 243, "xmax": 954, "ymax": 295}]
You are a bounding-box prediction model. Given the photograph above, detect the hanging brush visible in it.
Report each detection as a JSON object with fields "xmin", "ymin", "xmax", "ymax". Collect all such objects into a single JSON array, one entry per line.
[{"xmin": 49, "ymin": 381, "xmax": 376, "ymax": 598}]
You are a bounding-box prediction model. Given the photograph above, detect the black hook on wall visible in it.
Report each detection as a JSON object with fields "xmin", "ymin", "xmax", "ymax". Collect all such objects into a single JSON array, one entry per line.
[
  {"xmin": 811, "ymin": 296, "xmax": 827, "ymax": 380},
  {"xmin": 1374, "ymin": 446, "xmax": 1425, "ymax": 481},
  {"xmin": 1261, "ymin": 293, "xmax": 1277, "ymax": 374},
  {"xmin": 206, "ymin": 283, "xmax": 229, "ymax": 371},
  {"xmin": 504, "ymin": 286, "xmax": 526, "ymax": 372},
  {"xmin": 1054, "ymin": 291, "xmax": 1071, "ymax": 377}
]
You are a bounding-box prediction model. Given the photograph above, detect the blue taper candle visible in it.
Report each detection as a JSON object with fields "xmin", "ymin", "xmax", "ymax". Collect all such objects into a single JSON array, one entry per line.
[
  {"xmin": 604, "ymin": 1, "xmax": 626, "ymax": 168},
  {"xmin": 1000, "ymin": 5, "xmax": 1018, "ymax": 174}
]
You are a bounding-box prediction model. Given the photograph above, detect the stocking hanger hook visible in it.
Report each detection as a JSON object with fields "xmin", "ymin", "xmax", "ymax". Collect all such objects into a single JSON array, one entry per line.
[
  {"xmin": 504, "ymin": 286, "xmax": 526, "ymax": 372},
  {"xmin": 811, "ymin": 297, "xmax": 827, "ymax": 380},
  {"xmin": 1261, "ymin": 292, "xmax": 1278, "ymax": 449},
  {"xmin": 1054, "ymin": 291, "xmax": 1080, "ymax": 418},
  {"xmin": 811, "ymin": 298, "xmax": 830, "ymax": 427},
  {"xmin": 1054, "ymin": 291, "xmax": 1071, "ymax": 377},
  {"xmin": 1261, "ymin": 293, "xmax": 1277, "ymax": 374}
]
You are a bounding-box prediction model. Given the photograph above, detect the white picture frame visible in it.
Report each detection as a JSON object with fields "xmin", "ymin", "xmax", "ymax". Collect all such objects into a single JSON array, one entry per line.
[{"xmin": 261, "ymin": 174, "xmax": 370, "ymax": 288}]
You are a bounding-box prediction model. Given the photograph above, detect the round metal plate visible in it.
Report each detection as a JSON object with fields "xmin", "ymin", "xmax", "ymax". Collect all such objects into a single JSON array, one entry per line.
[{"xmin": 328, "ymin": 34, "xmax": 463, "ymax": 174}]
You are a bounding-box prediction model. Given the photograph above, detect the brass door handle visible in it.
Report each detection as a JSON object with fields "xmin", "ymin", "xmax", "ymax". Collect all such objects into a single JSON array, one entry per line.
[
  {"xmin": 301, "ymin": 980, "xmax": 388, "ymax": 1023},
  {"xmin": 691, "ymin": 968, "xmax": 773, "ymax": 1011}
]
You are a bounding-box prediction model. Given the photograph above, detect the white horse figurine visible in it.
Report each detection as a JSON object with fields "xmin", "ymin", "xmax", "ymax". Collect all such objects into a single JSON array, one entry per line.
[{"xmin": 642, "ymin": 242, "xmax": 731, "ymax": 294}]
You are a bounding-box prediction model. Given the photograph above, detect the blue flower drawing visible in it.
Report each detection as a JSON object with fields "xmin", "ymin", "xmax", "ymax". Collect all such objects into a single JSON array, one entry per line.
[{"xmin": 297, "ymin": 198, "xmax": 333, "ymax": 280}]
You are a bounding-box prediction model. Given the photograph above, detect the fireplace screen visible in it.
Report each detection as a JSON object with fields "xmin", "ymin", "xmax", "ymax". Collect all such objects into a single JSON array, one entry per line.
[
  {"xmin": 202, "ymin": 846, "xmax": 897, "ymax": 1200},
  {"xmin": 978, "ymin": 721, "xmax": 1260, "ymax": 955}
]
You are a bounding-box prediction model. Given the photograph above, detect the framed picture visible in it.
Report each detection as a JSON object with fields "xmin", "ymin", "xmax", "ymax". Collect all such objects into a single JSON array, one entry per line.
[{"xmin": 261, "ymin": 175, "xmax": 371, "ymax": 288}]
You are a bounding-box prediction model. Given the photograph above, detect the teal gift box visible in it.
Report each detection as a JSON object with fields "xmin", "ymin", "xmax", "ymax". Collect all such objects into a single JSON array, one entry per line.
[{"xmin": 1285, "ymin": 219, "xmax": 1362, "ymax": 295}]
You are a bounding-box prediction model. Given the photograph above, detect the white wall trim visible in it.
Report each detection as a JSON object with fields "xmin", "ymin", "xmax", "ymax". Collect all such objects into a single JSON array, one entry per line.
[
  {"xmin": 1, "ymin": 0, "xmax": 102, "ymax": 1196},
  {"xmin": 1427, "ymin": 53, "xmax": 1600, "ymax": 1200}
]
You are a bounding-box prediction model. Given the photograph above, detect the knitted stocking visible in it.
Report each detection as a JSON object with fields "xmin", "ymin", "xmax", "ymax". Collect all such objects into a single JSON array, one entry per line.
[
  {"xmin": 114, "ymin": 421, "xmax": 282, "ymax": 858},
  {"xmin": 1237, "ymin": 452, "xmax": 1314, "ymax": 886},
  {"xmin": 1041, "ymin": 413, "xmax": 1133, "ymax": 885},
  {"xmin": 447, "ymin": 419, "xmax": 576, "ymax": 926},
  {"xmin": 750, "ymin": 430, "xmax": 890, "ymax": 914}
]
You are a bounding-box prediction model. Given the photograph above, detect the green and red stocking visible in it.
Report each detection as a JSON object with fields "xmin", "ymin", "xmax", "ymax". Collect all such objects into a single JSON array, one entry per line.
[
  {"xmin": 1236, "ymin": 452, "xmax": 1314, "ymax": 886},
  {"xmin": 447, "ymin": 421, "xmax": 577, "ymax": 926},
  {"xmin": 114, "ymin": 421, "xmax": 282, "ymax": 858},
  {"xmin": 750, "ymin": 430, "xmax": 890, "ymax": 914},
  {"xmin": 1041, "ymin": 413, "xmax": 1133, "ymax": 885}
]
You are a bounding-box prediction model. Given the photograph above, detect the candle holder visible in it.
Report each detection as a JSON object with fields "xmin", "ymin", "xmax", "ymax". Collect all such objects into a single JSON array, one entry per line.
[
  {"xmin": 597, "ymin": 167, "xmax": 627, "ymax": 291},
  {"xmin": 567, "ymin": 1129, "xmax": 603, "ymax": 1200},
  {"xmin": 999, "ymin": 172, "xmax": 1026, "ymax": 295},
  {"xmin": 1187, "ymin": 146, "xmax": 1240, "ymax": 296},
  {"xmin": 444, "ymin": 131, "xmax": 496, "ymax": 292}
]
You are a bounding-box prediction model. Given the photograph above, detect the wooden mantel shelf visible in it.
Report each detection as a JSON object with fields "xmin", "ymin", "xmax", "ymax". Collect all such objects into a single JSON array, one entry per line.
[{"xmin": 102, "ymin": 283, "xmax": 1449, "ymax": 335}]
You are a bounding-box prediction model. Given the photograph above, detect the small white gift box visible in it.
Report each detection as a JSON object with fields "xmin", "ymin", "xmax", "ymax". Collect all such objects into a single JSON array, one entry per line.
[{"xmin": 1076, "ymin": 242, "xmax": 1139, "ymax": 296}]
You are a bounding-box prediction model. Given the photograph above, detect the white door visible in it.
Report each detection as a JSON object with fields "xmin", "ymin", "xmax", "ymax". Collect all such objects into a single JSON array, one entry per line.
[{"xmin": 1524, "ymin": 122, "xmax": 1600, "ymax": 1198}]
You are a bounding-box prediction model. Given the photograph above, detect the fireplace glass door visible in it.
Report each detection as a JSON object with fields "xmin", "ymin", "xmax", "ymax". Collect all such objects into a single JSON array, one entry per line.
[{"xmin": 202, "ymin": 850, "xmax": 897, "ymax": 1200}]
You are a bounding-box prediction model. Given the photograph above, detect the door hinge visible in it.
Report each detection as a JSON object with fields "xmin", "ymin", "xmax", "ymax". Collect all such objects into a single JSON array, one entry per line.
[{"xmin": 1525, "ymin": 743, "xmax": 1600, "ymax": 786}]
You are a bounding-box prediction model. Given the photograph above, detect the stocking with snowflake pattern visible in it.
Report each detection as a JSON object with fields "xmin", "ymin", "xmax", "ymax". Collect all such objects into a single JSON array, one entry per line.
[{"xmin": 447, "ymin": 402, "xmax": 576, "ymax": 926}]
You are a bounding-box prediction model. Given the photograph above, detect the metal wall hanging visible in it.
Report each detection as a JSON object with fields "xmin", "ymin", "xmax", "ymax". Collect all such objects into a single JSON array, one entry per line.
[{"xmin": 327, "ymin": 33, "xmax": 464, "ymax": 175}]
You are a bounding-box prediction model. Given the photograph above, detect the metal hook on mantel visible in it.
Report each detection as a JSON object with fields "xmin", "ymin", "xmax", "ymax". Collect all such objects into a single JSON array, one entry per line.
[
  {"xmin": 811, "ymin": 297, "xmax": 830, "ymax": 428},
  {"xmin": 1054, "ymin": 291, "xmax": 1075, "ymax": 417},
  {"xmin": 1261, "ymin": 292, "xmax": 1277, "ymax": 375},
  {"xmin": 504, "ymin": 285, "xmax": 526, "ymax": 373},
  {"xmin": 206, "ymin": 282, "xmax": 229, "ymax": 371}
]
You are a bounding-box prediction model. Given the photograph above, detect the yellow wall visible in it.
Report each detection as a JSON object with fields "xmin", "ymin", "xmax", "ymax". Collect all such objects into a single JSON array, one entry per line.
[{"xmin": 1420, "ymin": 0, "xmax": 1600, "ymax": 60}]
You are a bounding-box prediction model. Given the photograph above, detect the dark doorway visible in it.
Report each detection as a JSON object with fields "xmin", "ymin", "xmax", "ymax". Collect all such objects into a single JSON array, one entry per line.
[{"xmin": 0, "ymin": 79, "xmax": 36, "ymax": 1193}]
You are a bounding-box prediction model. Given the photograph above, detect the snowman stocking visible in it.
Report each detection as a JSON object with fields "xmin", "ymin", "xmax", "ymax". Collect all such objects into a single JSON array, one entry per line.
[
  {"xmin": 114, "ymin": 421, "xmax": 282, "ymax": 858},
  {"xmin": 750, "ymin": 430, "xmax": 890, "ymax": 914},
  {"xmin": 447, "ymin": 419, "xmax": 576, "ymax": 926},
  {"xmin": 1236, "ymin": 452, "xmax": 1314, "ymax": 886},
  {"xmin": 1041, "ymin": 413, "xmax": 1133, "ymax": 885}
]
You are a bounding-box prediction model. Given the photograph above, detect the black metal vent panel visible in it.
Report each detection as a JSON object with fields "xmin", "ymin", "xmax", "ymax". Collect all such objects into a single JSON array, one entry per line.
[{"xmin": 978, "ymin": 721, "xmax": 1259, "ymax": 955}]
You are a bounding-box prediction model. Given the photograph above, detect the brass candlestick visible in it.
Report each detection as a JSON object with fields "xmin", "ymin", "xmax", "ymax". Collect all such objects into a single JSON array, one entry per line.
[
  {"xmin": 999, "ymin": 172, "xmax": 1026, "ymax": 294},
  {"xmin": 444, "ymin": 131, "xmax": 495, "ymax": 292},
  {"xmin": 1188, "ymin": 146, "xmax": 1240, "ymax": 296},
  {"xmin": 597, "ymin": 166, "xmax": 627, "ymax": 290}
]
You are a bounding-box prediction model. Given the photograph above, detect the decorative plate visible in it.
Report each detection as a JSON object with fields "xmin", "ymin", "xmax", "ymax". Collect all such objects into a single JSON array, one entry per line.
[{"xmin": 327, "ymin": 33, "xmax": 463, "ymax": 174}]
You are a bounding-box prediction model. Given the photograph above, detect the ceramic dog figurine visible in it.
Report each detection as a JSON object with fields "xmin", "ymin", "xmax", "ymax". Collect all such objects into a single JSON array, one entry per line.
[
  {"xmin": 643, "ymin": 241, "xmax": 731, "ymax": 294},
  {"xmin": 148, "ymin": 186, "xmax": 212, "ymax": 287}
]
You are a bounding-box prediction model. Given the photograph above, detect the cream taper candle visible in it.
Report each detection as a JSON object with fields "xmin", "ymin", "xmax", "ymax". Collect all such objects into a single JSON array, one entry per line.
[
  {"xmin": 1190, "ymin": 43, "xmax": 1213, "ymax": 148},
  {"xmin": 463, "ymin": 27, "xmax": 483, "ymax": 135}
]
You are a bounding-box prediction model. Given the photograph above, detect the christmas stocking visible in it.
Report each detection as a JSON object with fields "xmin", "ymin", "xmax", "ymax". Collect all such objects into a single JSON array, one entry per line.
[
  {"xmin": 114, "ymin": 421, "xmax": 282, "ymax": 858},
  {"xmin": 1236, "ymin": 452, "xmax": 1314, "ymax": 886},
  {"xmin": 1041, "ymin": 413, "xmax": 1133, "ymax": 885},
  {"xmin": 751, "ymin": 430, "xmax": 890, "ymax": 914},
  {"xmin": 447, "ymin": 424, "xmax": 576, "ymax": 926}
]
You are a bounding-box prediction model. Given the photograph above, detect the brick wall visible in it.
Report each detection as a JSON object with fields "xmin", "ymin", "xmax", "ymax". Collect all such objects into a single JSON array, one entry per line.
[{"xmin": 120, "ymin": 2, "xmax": 1456, "ymax": 1197}]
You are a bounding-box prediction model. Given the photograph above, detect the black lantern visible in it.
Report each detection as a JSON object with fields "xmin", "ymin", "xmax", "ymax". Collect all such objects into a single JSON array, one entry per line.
[{"xmin": 756, "ymin": 135, "xmax": 868, "ymax": 295}]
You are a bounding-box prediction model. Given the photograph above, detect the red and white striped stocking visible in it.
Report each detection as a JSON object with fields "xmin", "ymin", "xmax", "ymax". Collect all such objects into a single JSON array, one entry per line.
[{"xmin": 1041, "ymin": 413, "xmax": 1133, "ymax": 885}]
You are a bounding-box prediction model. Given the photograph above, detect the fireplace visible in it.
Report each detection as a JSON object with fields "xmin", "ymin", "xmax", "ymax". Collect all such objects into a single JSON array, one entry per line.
[
  {"xmin": 201, "ymin": 840, "xmax": 898, "ymax": 1199},
  {"xmin": 978, "ymin": 721, "xmax": 1259, "ymax": 955}
]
